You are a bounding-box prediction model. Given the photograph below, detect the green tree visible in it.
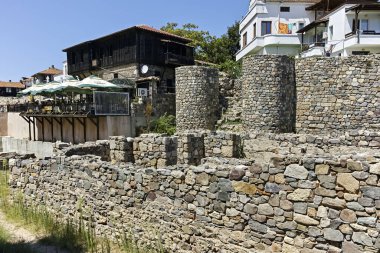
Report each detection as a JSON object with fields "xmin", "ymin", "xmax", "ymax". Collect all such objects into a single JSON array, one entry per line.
[{"xmin": 161, "ymin": 21, "xmax": 242, "ymax": 78}]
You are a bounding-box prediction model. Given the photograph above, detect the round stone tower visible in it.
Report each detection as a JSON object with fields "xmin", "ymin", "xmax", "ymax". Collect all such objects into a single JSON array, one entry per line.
[
  {"xmin": 176, "ymin": 66, "xmax": 219, "ymax": 132},
  {"xmin": 242, "ymin": 55, "xmax": 296, "ymax": 133}
]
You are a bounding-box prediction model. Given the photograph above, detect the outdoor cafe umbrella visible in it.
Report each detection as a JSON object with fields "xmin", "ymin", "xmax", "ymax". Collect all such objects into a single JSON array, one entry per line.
[
  {"xmin": 77, "ymin": 75, "xmax": 122, "ymax": 90},
  {"xmin": 19, "ymin": 81, "xmax": 61, "ymax": 96}
]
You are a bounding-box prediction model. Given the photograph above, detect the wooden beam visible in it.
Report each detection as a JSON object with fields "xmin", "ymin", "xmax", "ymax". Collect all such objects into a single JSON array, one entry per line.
[
  {"xmin": 53, "ymin": 118, "xmax": 63, "ymax": 141},
  {"xmin": 32, "ymin": 117, "xmax": 36, "ymax": 141}
]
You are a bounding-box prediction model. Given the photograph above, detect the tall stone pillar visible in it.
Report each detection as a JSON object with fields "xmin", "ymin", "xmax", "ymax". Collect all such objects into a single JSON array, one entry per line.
[
  {"xmin": 176, "ymin": 66, "xmax": 219, "ymax": 132},
  {"xmin": 242, "ymin": 55, "xmax": 296, "ymax": 133}
]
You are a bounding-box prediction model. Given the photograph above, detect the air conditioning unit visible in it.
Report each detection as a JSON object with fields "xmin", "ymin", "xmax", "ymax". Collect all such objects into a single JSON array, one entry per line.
[
  {"xmin": 322, "ymin": 32, "xmax": 328, "ymax": 39},
  {"xmin": 137, "ymin": 88, "xmax": 148, "ymax": 97},
  {"xmin": 92, "ymin": 59, "xmax": 99, "ymax": 67}
]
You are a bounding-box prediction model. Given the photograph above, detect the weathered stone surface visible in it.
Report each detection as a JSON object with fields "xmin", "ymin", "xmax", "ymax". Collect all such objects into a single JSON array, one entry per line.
[
  {"xmin": 265, "ymin": 182, "xmax": 281, "ymax": 193},
  {"xmin": 352, "ymin": 232, "xmax": 373, "ymax": 246},
  {"xmin": 357, "ymin": 217, "xmax": 376, "ymax": 227},
  {"xmin": 232, "ymin": 181, "xmax": 257, "ymax": 195},
  {"xmin": 361, "ymin": 186, "xmax": 380, "ymax": 200},
  {"xmin": 229, "ymin": 167, "xmax": 245, "ymax": 181},
  {"xmin": 195, "ymin": 173, "xmax": 209, "ymax": 186},
  {"xmin": 315, "ymin": 164, "xmax": 329, "ymax": 175},
  {"xmin": 337, "ymin": 173, "xmax": 359, "ymax": 193},
  {"xmin": 342, "ymin": 241, "xmax": 362, "ymax": 253},
  {"xmin": 315, "ymin": 187, "xmax": 336, "ymax": 197},
  {"xmin": 294, "ymin": 214, "xmax": 319, "ymax": 225},
  {"xmin": 287, "ymin": 189, "xmax": 312, "ymax": 201},
  {"xmin": 323, "ymin": 228, "xmax": 344, "ymax": 242},
  {"xmin": 243, "ymin": 203, "xmax": 257, "ymax": 215},
  {"xmin": 369, "ymin": 163, "xmax": 380, "ymax": 175},
  {"xmin": 284, "ymin": 164, "xmax": 309, "ymax": 179},
  {"xmin": 248, "ymin": 220, "xmax": 268, "ymax": 233},
  {"xmin": 258, "ymin": 203, "xmax": 274, "ymax": 216},
  {"xmin": 322, "ymin": 198, "xmax": 346, "ymax": 209},
  {"xmin": 347, "ymin": 160, "xmax": 363, "ymax": 171},
  {"xmin": 340, "ymin": 209, "xmax": 357, "ymax": 223}
]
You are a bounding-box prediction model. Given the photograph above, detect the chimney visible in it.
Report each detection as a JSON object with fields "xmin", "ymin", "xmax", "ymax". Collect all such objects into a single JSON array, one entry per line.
[
  {"xmin": 51, "ymin": 65, "xmax": 55, "ymax": 69},
  {"xmin": 9, "ymin": 80, "xmax": 11, "ymax": 82}
]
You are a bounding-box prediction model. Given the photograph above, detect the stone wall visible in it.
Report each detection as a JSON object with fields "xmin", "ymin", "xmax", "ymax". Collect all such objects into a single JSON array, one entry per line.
[
  {"xmin": 176, "ymin": 66, "xmax": 219, "ymax": 132},
  {"xmin": 8, "ymin": 148, "xmax": 380, "ymax": 253},
  {"xmin": 109, "ymin": 136, "xmax": 134, "ymax": 163},
  {"xmin": 241, "ymin": 55, "xmax": 296, "ymax": 133},
  {"xmin": 204, "ymin": 131, "xmax": 243, "ymax": 158},
  {"xmin": 177, "ymin": 132, "xmax": 205, "ymax": 166},
  {"xmin": 296, "ymin": 56, "xmax": 380, "ymax": 135},
  {"xmin": 133, "ymin": 134, "xmax": 177, "ymax": 168}
]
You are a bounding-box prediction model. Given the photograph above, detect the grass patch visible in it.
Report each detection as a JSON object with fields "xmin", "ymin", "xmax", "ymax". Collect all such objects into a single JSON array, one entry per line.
[{"xmin": 0, "ymin": 171, "xmax": 165, "ymax": 253}]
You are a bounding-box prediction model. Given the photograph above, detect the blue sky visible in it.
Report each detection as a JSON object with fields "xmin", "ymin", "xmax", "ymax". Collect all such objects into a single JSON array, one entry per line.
[{"xmin": 0, "ymin": 0, "xmax": 248, "ymax": 82}]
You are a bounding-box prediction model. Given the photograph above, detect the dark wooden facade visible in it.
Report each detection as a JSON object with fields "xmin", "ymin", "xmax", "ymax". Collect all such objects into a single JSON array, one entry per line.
[
  {"xmin": 0, "ymin": 82, "xmax": 25, "ymax": 97},
  {"xmin": 63, "ymin": 26, "xmax": 195, "ymax": 76}
]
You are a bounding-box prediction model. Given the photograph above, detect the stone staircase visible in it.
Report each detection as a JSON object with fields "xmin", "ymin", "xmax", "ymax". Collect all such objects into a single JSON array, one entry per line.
[{"xmin": 216, "ymin": 96, "xmax": 243, "ymax": 132}]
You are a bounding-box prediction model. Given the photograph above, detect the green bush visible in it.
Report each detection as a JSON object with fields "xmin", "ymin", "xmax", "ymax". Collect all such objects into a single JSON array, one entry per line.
[{"xmin": 151, "ymin": 114, "xmax": 176, "ymax": 136}]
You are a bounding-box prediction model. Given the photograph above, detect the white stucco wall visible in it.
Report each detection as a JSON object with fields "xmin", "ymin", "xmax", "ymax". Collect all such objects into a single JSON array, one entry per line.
[{"xmin": 238, "ymin": 1, "xmax": 315, "ymax": 58}]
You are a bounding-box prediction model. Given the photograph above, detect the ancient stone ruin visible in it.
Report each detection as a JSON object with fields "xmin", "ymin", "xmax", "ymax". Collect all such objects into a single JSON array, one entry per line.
[{"xmin": 3, "ymin": 55, "xmax": 380, "ymax": 253}]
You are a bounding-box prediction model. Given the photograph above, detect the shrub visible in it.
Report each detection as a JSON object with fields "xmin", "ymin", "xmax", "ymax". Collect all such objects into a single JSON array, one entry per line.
[{"xmin": 151, "ymin": 114, "xmax": 176, "ymax": 136}]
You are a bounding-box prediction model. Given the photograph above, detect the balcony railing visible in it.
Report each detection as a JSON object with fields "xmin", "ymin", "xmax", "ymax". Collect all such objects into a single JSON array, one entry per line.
[
  {"xmin": 301, "ymin": 42, "xmax": 325, "ymax": 52},
  {"xmin": 7, "ymin": 102, "xmax": 94, "ymax": 115},
  {"xmin": 345, "ymin": 30, "xmax": 380, "ymax": 38}
]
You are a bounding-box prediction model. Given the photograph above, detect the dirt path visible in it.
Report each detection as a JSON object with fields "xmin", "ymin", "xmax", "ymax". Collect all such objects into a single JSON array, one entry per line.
[{"xmin": 0, "ymin": 211, "xmax": 69, "ymax": 253}]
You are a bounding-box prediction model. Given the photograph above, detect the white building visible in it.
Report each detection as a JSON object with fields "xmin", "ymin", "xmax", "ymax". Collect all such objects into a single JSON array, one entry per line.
[
  {"xmin": 236, "ymin": 0, "xmax": 318, "ymax": 60},
  {"xmin": 299, "ymin": 0, "xmax": 380, "ymax": 57}
]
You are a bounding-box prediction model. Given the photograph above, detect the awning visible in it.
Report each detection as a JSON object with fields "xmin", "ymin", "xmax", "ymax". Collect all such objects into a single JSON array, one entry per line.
[{"xmin": 297, "ymin": 20, "xmax": 328, "ymax": 34}]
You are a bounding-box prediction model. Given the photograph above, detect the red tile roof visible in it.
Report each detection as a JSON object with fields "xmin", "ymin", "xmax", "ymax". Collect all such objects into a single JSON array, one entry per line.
[
  {"xmin": 63, "ymin": 25, "xmax": 192, "ymax": 51},
  {"xmin": 33, "ymin": 67, "xmax": 62, "ymax": 77},
  {"xmin": 0, "ymin": 81, "xmax": 25, "ymax": 89},
  {"xmin": 136, "ymin": 25, "xmax": 192, "ymax": 43}
]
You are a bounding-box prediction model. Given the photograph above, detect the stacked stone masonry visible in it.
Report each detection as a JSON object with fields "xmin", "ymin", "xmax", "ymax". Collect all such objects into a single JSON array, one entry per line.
[
  {"xmin": 204, "ymin": 131, "xmax": 243, "ymax": 158},
  {"xmin": 177, "ymin": 132, "xmax": 205, "ymax": 166},
  {"xmin": 176, "ymin": 66, "xmax": 219, "ymax": 132},
  {"xmin": 9, "ymin": 145, "xmax": 380, "ymax": 252},
  {"xmin": 110, "ymin": 136, "xmax": 134, "ymax": 163},
  {"xmin": 133, "ymin": 134, "xmax": 178, "ymax": 168},
  {"xmin": 296, "ymin": 56, "xmax": 380, "ymax": 135},
  {"xmin": 241, "ymin": 55, "xmax": 296, "ymax": 133}
]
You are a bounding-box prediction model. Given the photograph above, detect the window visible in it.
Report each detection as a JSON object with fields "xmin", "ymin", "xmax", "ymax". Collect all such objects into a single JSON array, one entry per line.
[
  {"xmin": 280, "ymin": 6, "xmax": 290, "ymax": 12},
  {"xmin": 5, "ymin": 88, "xmax": 11, "ymax": 93},
  {"xmin": 352, "ymin": 19, "xmax": 369, "ymax": 32},
  {"xmin": 253, "ymin": 23, "xmax": 257, "ymax": 39},
  {"xmin": 329, "ymin": 25, "xmax": 334, "ymax": 40},
  {"xmin": 299, "ymin": 22, "xmax": 305, "ymax": 30},
  {"xmin": 242, "ymin": 32, "xmax": 248, "ymax": 47},
  {"xmin": 361, "ymin": 19, "xmax": 369, "ymax": 31},
  {"xmin": 113, "ymin": 73, "xmax": 118, "ymax": 79},
  {"xmin": 261, "ymin": 21, "xmax": 272, "ymax": 36}
]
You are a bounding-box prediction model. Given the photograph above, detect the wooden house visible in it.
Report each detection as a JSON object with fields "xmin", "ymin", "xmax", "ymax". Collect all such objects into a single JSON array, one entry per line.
[
  {"xmin": 63, "ymin": 25, "xmax": 195, "ymax": 93},
  {"xmin": 0, "ymin": 81, "xmax": 25, "ymax": 97}
]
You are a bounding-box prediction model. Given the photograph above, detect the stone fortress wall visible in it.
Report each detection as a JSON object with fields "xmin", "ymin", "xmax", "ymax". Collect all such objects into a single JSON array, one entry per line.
[
  {"xmin": 296, "ymin": 56, "xmax": 380, "ymax": 135},
  {"xmin": 8, "ymin": 131, "xmax": 380, "ymax": 253},
  {"xmin": 4, "ymin": 55, "xmax": 380, "ymax": 253},
  {"xmin": 218, "ymin": 55, "xmax": 380, "ymax": 135}
]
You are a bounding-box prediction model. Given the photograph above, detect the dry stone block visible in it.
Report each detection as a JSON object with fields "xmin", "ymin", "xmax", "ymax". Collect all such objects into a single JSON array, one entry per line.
[
  {"xmin": 284, "ymin": 164, "xmax": 309, "ymax": 179},
  {"xmin": 337, "ymin": 174, "xmax": 359, "ymax": 193}
]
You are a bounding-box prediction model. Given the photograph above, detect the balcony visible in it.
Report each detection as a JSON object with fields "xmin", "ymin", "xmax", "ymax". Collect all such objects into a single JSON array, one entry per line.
[
  {"xmin": 300, "ymin": 42, "xmax": 326, "ymax": 57},
  {"xmin": 164, "ymin": 52, "xmax": 194, "ymax": 66},
  {"xmin": 236, "ymin": 34, "xmax": 301, "ymax": 60}
]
